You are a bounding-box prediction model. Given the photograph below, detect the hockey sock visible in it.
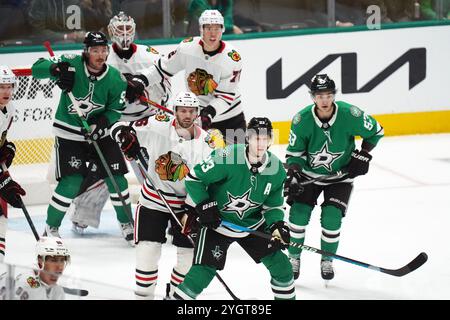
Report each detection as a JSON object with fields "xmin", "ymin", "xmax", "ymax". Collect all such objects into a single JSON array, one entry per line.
[
  {"xmin": 135, "ymin": 241, "xmax": 161, "ymax": 299},
  {"xmin": 261, "ymin": 251, "xmax": 296, "ymax": 300},
  {"xmin": 0, "ymin": 215, "xmax": 6, "ymax": 262},
  {"xmin": 320, "ymin": 205, "xmax": 343, "ymax": 260},
  {"xmin": 104, "ymin": 175, "xmax": 131, "ymax": 224},
  {"xmin": 173, "ymin": 264, "xmax": 216, "ymax": 300},
  {"xmin": 288, "ymin": 202, "xmax": 313, "ymax": 258},
  {"xmin": 170, "ymin": 247, "xmax": 194, "ymax": 295},
  {"xmin": 47, "ymin": 174, "xmax": 84, "ymax": 227}
]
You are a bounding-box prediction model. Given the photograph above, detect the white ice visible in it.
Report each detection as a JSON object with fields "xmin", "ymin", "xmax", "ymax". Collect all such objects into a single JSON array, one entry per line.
[{"xmin": 2, "ymin": 133, "xmax": 450, "ymax": 299}]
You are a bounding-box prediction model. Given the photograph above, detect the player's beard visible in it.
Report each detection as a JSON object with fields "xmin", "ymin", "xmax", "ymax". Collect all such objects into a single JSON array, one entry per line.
[{"xmin": 88, "ymin": 58, "xmax": 106, "ymax": 73}]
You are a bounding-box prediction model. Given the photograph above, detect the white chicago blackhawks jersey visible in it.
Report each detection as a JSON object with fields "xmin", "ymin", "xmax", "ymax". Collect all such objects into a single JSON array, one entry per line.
[
  {"xmin": 143, "ymin": 36, "xmax": 243, "ymax": 123},
  {"xmin": 0, "ymin": 271, "xmax": 65, "ymax": 300},
  {"xmin": 107, "ymin": 43, "xmax": 171, "ymax": 121},
  {"xmin": 112, "ymin": 115, "xmax": 214, "ymax": 214},
  {"xmin": 0, "ymin": 103, "xmax": 15, "ymax": 149}
]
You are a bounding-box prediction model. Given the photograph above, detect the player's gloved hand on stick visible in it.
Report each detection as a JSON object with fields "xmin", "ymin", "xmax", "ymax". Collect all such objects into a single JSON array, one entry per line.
[
  {"xmin": 124, "ymin": 73, "xmax": 148, "ymax": 103},
  {"xmin": 86, "ymin": 115, "xmax": 109, "ymax": 141},
  {"xmin": 200, "ymin": 106, "xmax": 216, "ymax": 131},
  {"xmin": 0, "ymin": 172, "xmax": 26, "ymax": 208},
  {"xmin": 346, "ymin": 149, "xmax": 372, "ymax": 178},
  {"xmin": 283, "ymin": 164, "xmax": 304, "ymax": 199},
  {"xmin": 179, "ymin": 204, "xmax": 199, "ymax": 237},
  {"xmin": 0, "ymin": 141, "xmax": 16, "ymax": 168},
  {"xmin": 50, "ymin": 61, "xmax": 75, "ymax": 92},
  {"xmin": 196, "ymin": 199, "xmax": 221, "ymax": 229},
  {"xmin": 115, "ymin": 126, "xmax": 140, "ymax": 160},
  {"xmin": 268, "ymin": 221, "xmax": 290, "ymax": 250}
]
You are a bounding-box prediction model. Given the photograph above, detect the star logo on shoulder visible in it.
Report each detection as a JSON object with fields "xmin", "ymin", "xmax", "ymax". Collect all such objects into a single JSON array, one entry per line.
[
  {"xmin": 222, "ymin": 189, "xmax": 260, "ymax": 220},
  {"xmin": 67, "ymin": 83, "xmax": 104, "ymax": 117},
  {"xmin": 309, "ymin": 142, "xmax": 343, "ymax": 172}
]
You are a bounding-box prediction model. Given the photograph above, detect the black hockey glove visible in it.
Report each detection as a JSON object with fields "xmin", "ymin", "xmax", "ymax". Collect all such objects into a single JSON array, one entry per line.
[
  {"xmin": 0, "ymin": 172, "xmax": 26, "ymax": 208},
  {"xmin": 178, "ymin": 204, "xmax": 199, "ymax": 238},
  {"xmin": 124, "ymin": 74, "xmax": 148, "ymax": 103},
  {"xmin": 50, "ymin": 61, "xmax": 75, "ymax": 92},
  {"xmin": 200, "ymin": 106, "xmax": 216, "ymax": 131},
  {"xmin": 346, "ymin": 149, "xmax": 372, "ymax": 178},
  {"xmin": 86, "ymin": 115, "xmax": 109, "ymax": 141},
  {"xmin": 196, "ymin": 199, "xmax": 221, "ymax": 229},
  {"xmin": 268, "ymin": 221, "xmax": 290, "ymax": 250},
  {"xmin": 0, "ymin": 141, "xmax": 16, "ymax": 169},
  {"xmin": 117, "ymin": 126, "xmax": 141, "ymax": 160},
  {"xmin": 283, "ymin": 164, "xmax": 304, "ymax": 200}
]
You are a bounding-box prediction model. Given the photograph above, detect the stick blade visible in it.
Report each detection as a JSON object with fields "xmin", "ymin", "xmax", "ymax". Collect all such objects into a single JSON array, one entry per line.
[
  {"xmin": 63, "ymin": 287, "xmax": 89, "ymax": 297},
  {"xmin": 382, "ymin": 252, "xmax": 428, "ymax": 277}
]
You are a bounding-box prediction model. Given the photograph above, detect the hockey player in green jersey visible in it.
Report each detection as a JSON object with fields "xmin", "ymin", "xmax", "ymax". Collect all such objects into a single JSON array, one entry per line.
[
  {"xmin": 31, "ymin": 31, "xmax": 135, "ymax": 245},
  {"xmin": 284, "ymin": 74, "xmax": 384, "ymax": 281},
  {"xmin": 173, "ymin": 117, "xmax": 295, "ymax": 300}
]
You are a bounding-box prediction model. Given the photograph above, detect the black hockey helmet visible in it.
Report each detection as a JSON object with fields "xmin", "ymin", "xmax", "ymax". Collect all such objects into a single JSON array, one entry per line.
[
  {"xmin": 309, "ymin": 74, "xmax": 336, "ymax": 94},
  {"xmin": 246, "ymin": 117, "xmax": 273, "ymax": 138},
  {"xmin": 83, "ymin": 31, "xmax": 108, "ymax": 49}
]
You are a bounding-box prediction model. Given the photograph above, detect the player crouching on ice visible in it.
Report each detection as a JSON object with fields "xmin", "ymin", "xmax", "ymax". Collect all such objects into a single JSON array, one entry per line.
[
  {"xmin": 0, "ymin": 237, "xmax": 70, "ymax": 300},
  {"xmin": 173, "ymin": 117, "xmax": 295, "ymax": 300}
]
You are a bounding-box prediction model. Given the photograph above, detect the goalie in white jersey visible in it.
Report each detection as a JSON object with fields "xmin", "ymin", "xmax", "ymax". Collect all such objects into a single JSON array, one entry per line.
[
  {"xmin": 138, "ymin": 10, "xmax": 246, "ymax": 144},
  {"xmin": 0, "ymin": 66, "xmax": 26, "ymax": 263},
  {"xmin": 107, "ymin": 11, "xmax": 172, "ymax": 121},
  {"xmin": 1, "ymin": 237, "xmax": 70, "ymax": 300},
  {"xmin": 110, "ymin": 92, "xmax": 220, "ymax": 299}
]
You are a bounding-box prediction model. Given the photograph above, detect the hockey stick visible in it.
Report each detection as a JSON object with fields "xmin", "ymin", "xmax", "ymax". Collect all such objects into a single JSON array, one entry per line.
[
  {"xmin": 43, "ymin": 41, "xmax": 134, "ymax": 225},
  {"xmin": 297, "ymin": 170, "xmax": 347, "ymax": 186},
  {"xmin": 139, "ymin": 96, "xmax": 173, "ymax": 115},
  {"xmin": 220, "ymin": 221, "xmax": 428, "ymax": 277},
  {"xmin": 134, "ymin": 159, "xmax": 241, "ymax": 300},
  {"xmin": 1, "ymin": 164, "xmax": 89, "ymax": 296}
]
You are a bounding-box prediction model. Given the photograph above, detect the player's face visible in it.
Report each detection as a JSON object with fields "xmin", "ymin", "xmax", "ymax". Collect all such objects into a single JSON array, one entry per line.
[
  {"xmin": 248, "ymin": 133, "xmax": 271, "ymax": 159},
  {"xmin": 202, "ymin": 24, "xmax": 223, "ymax": 50},
  {"xmin": 87, "ymin": 45, "xmax": 109, "ymax": 71},
  {"xmin": 39, "ymin": 256, "xmax": 67, "ymax": 286},
  {"xmin": 313, "ymin": 91, "xmax": 334, "ymax": 111},
  {"xmin": 175, "ymin": 106, "xmax": 198, "ymax": 129},
  {"xmin": 0, "ymin": 84, "xmax": 14, "ymax": 106}
]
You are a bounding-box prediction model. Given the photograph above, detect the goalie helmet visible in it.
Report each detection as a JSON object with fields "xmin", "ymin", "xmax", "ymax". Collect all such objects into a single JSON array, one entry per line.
[
  {"xmin": 36, "ymin": 237, "xmax": 71, "ymax": 265},
  {"xmin": 108, "ymin": 11, "xmax": 136, "ymax": 50},
  {"xmin": 0, "ymin": 65, "xmax": 16, "ymax": 87},
  {"xmin": 309, "ymin": 74, "xmax": 336, "ymax": 95},
  {"xmin": 199, "ymin": 10, "xmax": 225, "ymax": 33},
  {"xmin": 172, "ymin": 91, "xmax": 200, "ymax": 114}
]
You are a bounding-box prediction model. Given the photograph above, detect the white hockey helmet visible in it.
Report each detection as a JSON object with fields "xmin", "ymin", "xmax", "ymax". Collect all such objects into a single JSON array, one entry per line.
[
  {"xmin": 199, "ymin": 10, "xmax": 225, "ymax": 33},
  {"xmin": 36, "ymin": 237, "xmax": 71, "ymax": 266},
  {"xmin": 0, "ymin": 65, "xmax": 16, "ymax": 87},
  {"xmin": 172, "ymin": 91, "xmax": 200, "ymax": 114},
  {"xmin": 108, "ymin": 11, "xmax": 136, "ymax": 50}
]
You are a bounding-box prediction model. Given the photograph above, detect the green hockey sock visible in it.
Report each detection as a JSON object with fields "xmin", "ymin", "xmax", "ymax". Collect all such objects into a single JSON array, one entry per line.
[
  {"xmin": 261, "ymin": 251, "xmax": 296, "ymax": 300},
  {"xmin": 175, "ymin": 264, "xmax": 216, "ymax": 299},
  {"xmin": 320, "ymin": 205, "xmax": 343, "ymax": 261},
  {"xmin": 288, "ymin": 202, "xmax": 312, "ymax": 258}
]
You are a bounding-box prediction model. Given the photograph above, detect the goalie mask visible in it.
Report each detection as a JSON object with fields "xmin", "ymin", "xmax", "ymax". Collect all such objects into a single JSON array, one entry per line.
[
  {"xmin": 36, "ymin": 237, "xmax": 71, "ymax": 268},
  {"xmin": 199, "ymin": 9, "xmax": 225, "ymax": 35},
  {"xmin": 108, "ymin": 11, "xmax": 136, "ymax": 50}
]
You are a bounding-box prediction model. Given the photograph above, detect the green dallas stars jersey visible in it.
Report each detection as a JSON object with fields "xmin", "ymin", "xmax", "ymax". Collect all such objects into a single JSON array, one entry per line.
[
  {"xmin": 185, "ymin": 144, "xmax": 286, "ymax": 238},
  {"xmin": 286, "ymin": 101, "xmax": 384, "ymax": 181},
  {"xmin": 32, "ymin": 54, "xmax": 127, "ymax": 141}
]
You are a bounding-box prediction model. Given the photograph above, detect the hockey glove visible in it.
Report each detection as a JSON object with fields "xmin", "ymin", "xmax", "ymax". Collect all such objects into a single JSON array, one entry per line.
[
  {"xmin": 0, "ymin": 172, "xmax": 26, "ymax": 208},
  {"xmin": 268, "ymin": 221, "xmax": 290, "ymax": 250},
  {"xmin": 283, "ymin": 164, "xmax": 304, "ymax": 199},
  {"xmin": 124, "ymin": 74, "xmax": 148, "ymax": 103},
  {"xmin": 196, "ymin": 200, "xmax": 221, "ymax": 229},
  {"xmin": 0, "ymin": 141, "xmax": 16, "ymax": 169},
  {"xmin": 200, "ymin": 106, "xmax": 216, "ymax": 131},
  {"xmin": 117, "ymin": 127, "xmax": 141, "ymax": 160},
  {"xmin": 179, "ymin": 204, "xmax": 199, "ymax": 238},
  {"xmin": 50, "ymin": 62, "xmax": 75, "ymax": 92},
  {"xmin": 346, "ymin": 149, "xmax": 372, "ymax": 178},
  {"xmin": 86, "ymin": 115, "xmax": 110, "ymax": 141}
]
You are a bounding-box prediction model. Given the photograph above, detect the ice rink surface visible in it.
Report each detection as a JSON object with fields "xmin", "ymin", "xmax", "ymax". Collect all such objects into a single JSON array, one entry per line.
[{"xmin": 2, "ymin": 133, "xmax": 450, "ymax": 300}]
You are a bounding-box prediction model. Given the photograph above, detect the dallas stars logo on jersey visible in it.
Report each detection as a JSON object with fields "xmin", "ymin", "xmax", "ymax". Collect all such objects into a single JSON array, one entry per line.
[
  {"xmin": 67, "ymin": 82, "xmax": 104, "ymax": 117},
  {"xmin": 309, "ymin": 141, "xmax": 344, "ymax": 172},
  {"xmin": 222, "ymin": 189, "xmax": 261, "ymax": 220}
]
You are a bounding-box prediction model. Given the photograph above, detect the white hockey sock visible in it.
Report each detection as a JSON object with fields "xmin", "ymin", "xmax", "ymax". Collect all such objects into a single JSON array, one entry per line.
[
  {"xmin": 135, "ymin": 241, "xmax": 161, "ymax": 299},
  {"xmin": 0, "ymin": 215, "xmax": 7, "ymax": 262},
  {"xmin": 169, "ymin": 246, "xmax": 194, "ymax": 296}
]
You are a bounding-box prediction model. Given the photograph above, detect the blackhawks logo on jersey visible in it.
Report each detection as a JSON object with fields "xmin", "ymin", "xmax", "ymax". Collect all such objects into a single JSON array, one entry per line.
[
  {"xmin": 146, "ymin": 46, "xmax": 159, "ymax": 54},
  {"xmin": 227, "ymin": 50, "xmax": 241, "ymax": 62},
  {"xmin": 309, "ymin": 141, "xmax": 344, "ymax": 172},
  {"xmin": 155, "ymin": 112, "xmax": 170, "ymax": 122},
  {"xmin": 27, "ymin": 276, "xmax": 40, "ymax": 288},
  {"xmin": 222, "ymin": 189, "xmax": 261, "ymax": 220},
  {"xmin": 187, "ymin": 68, "xmax": 218, "ymax": 96},
  {"xmin": 155, "ymin": 151, "xmax": 190, "ymax": 182},
  {"xmin": 183, "ymin": 37, "xmax": 194, "ymax": 43}
]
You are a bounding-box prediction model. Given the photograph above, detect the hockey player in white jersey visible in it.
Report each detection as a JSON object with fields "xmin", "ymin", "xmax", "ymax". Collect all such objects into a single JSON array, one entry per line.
[
  {"xmin": 138, "ymin": 10, "xmax": 246, "ymax": 144},
  {"xmin": 110, "ymin": 91, "xmax": 218, "ymax": 299},
  {"xmin": 1, "ymin": 237, "xmax": 70, "ymax": 300},
  {"xmin": 0, "ymin": 66, "xmax": 26, "ymax": 263},
  {"xmin": 107, "ymin": 11, "xmax": 171, "ymax": 121}
]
